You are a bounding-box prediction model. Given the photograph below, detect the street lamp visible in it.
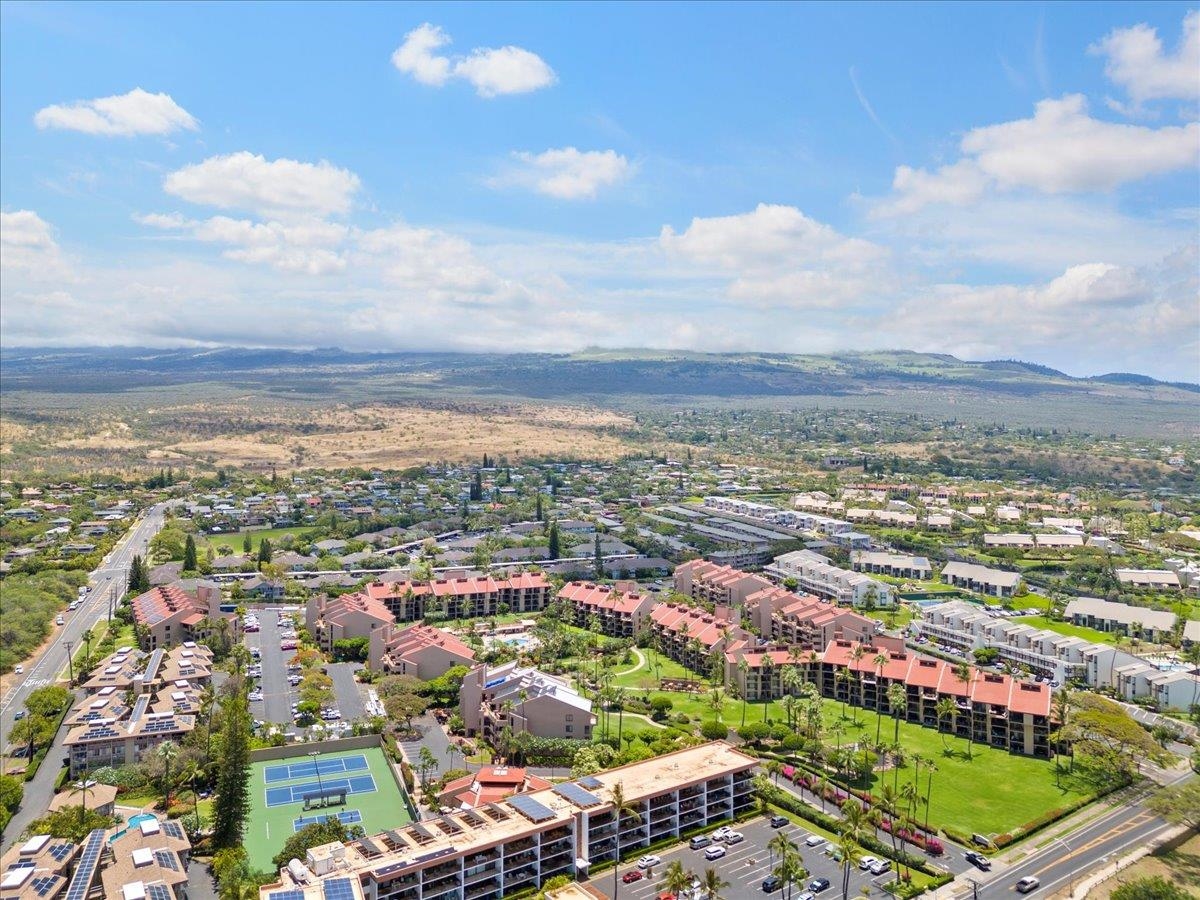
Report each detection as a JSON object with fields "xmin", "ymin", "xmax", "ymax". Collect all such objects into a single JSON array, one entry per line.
[
  {"xmin": 63, "ymin": 641, "xmax": 75, "ymax": 686},
  {"xmin": 309, "ymin": 750, "xmax": 324, "ymax": 810}
]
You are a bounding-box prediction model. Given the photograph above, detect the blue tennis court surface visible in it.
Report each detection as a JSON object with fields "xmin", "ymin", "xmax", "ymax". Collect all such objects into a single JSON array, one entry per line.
[
  {"xmin": 293, "ymin": 809, "xmax": 363, "ymax": 831},
  {"xmin": 265, "ymin": 774, "xmax": 377, "ymax": 807},
  {"xmin": 264, "ymin": 754, "xmax": 369, "ymax": 783}
]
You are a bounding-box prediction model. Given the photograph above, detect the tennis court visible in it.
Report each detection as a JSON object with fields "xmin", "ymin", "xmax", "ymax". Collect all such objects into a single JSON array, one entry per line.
[
  {"xmin": 246, "ymin": 744, "xmax": 413, "ymax": 872},
  {"xmin": 293, "ymin": 809, "xmax": 363, "ymax": 831},
  {"xmin": 264, "ymin": 754, "xmax": 370, "ymax": 783}
]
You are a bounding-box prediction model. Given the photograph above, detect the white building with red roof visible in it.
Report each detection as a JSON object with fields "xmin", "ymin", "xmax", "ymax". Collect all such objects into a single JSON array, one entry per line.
[
  {"xmin": 129, "ymin": 582, "xmax": 231, "ymax": 651},
  {"xmin": 436, "ymin": 765, "xmax": 552, "ymax": 810},
  {"xmin": 673, "ymin": 559, "xmax": 773, "ymax": 607},
  {"xmin": 306, "ymin": 591, "xmax": 394, "ymax": 652},
  {"xmin": 557, "ymin": 580, "xmax": 658, "ymax": 638},
  {"xmin": 359, "ymin": 571, "xmax": 551, "ymax": 622}
]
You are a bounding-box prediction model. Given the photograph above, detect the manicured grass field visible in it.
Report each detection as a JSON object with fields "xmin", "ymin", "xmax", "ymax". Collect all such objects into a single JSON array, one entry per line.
[
  {"xmin": 1013, "ymin": 615, "xmax": 1119, "ymax": 644},
  {"xmin": 600, "ymin": 651, "xmax": 1102, "ymax": 836},
  {"xmin": 244, "ymin": 745, "xmax": 412, "ymax": 873},
  {"xmin": 201, "ymin": 526, "xmax": 318, "ymax": 554}
]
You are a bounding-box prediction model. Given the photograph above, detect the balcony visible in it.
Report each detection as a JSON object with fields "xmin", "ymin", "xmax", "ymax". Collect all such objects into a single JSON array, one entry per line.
[
  {"xmin": 422, "ymin": 880, "xmax": 463, "ymax": 900},
  {"xmin": 464, "ymin": 880, "xmax": 500, "ymax": 900},
  {"xmin": 463, "ymin": 865, "xmax": 499, "ymax": 885},
  {"xmin": 505, "ymin": 838, "xmax": 537, "ymax": 855}
]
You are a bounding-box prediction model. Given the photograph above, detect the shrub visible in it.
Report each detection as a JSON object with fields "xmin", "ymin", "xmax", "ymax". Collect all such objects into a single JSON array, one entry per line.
[{"xmin": 700, "ymin": 719, "xmax": 729, "ymax": 740}]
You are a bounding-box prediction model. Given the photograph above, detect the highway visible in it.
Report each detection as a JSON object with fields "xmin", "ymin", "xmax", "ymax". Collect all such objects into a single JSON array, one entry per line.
[{"xmin": 0, "ymin": 500, "xmax": 173, "ymax": 744}]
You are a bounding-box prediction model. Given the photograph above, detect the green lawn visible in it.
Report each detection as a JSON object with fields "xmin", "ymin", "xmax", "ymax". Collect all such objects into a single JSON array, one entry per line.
[
  {"xmin": 1013, "ymin": 615, "xmax": 1119, "ymax": 644},
  {"xmin": 201, "ymin": 526, "xmax": 319, "ymax": 554},
  {"xmin": 244, "ymin": 745, "xmax": 412, "ymax": 873},
  {"xmin": 594, "ymin": 652, "xmax": 1102, "ymax": 837}
]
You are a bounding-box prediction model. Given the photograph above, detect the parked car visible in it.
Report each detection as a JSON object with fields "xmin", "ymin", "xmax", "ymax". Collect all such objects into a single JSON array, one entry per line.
[
  {"xmin": 248, "ymin": 691, "xmax": 264, "ymax": 701},
  {"xmin": 13, "ymin": 710, "xmax": 27, "ymax": 721},
  {"xmin": 867, "ymin": 860, "xmax": 891, "ymax": 876},
  {"xmin": 637, "ymin": 855, "xmax": 661, "ymax": 870},
  {"xmin": 55, "ymin": 615, "xmax": 64, "ymax": 625},
  {"xmin": 711, "ymin": 826, "xmax": 732, "ymax": 841},
  {"xmin": 622, "ymin": 871, "xmax": 643, "ymax": 884},
  {"xmin": 804, "ymin": 834, "xmax": 825, "ymax": 848},
  {"xmin": 723, "ymin": 831, "xmax": 745, "ymax": 844},
  {"xmin": 13, "ymin": 665, "xmax": 23, "ymax": 675},
  {"xmin": 858, "ymin": 856, "xmax": 882, "ymax": 872},
  {"xmin": 808, "ymin": 878, "xmax": 831, "ymax": 894},
  {"xmin": 762, "ymin": 876, "xmax": 781, "ymax": 893},
  {"xmin": 703, "ymin": 845, "xmax": 726, "ymax": 861},
  {"xmin": 689, "ymin": 835, "xmax": 712, "ymax": 850},
  {"xmin": 1015, "ymin": 876, "xmax": 1040, "ymax": 893},
  {"xmin": 770, "ymin": 815, "xmax": 789, "ymax": 828},
  {"xmin": 971, "ymin": 833, "xmax": 993, "ymax": 848},
  {"xmin": 964, "ymin": 851, "xmax": 992, "ymax": 871}
]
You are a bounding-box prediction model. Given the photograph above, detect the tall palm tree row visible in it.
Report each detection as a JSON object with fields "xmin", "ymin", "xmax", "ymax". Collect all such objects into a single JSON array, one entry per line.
[{"xmin": 609, "ymin": 782, "xmax": 642, "ymax": 900}]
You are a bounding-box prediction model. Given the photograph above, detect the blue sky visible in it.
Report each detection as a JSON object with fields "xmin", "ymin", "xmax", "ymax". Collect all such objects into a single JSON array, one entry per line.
[{"xmin": 2, "ymin": 2, "xmax": 1197, "ymax": 379}]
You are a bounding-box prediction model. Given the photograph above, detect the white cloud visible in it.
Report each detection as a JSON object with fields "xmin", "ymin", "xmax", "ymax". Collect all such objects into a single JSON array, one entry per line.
[
  {"xmin": 34, "ymin": 88, "xmax": 197, "ymax": 137},
  {"xmin": 875, "ymin": 95, "xmax": 1198, "ymax": 214},
  {"xmin": 1091, "ymin": 10, "xmax": 1200, "ymax": 107},
  {"xmin": 1, "ymin": 209, "xmax": 66, "ymax": 275},
  {"xmin": 163, "ymin": 152, "xmax": 361, "ymax": 218},
  {"xmin": 391, "ymin": 23, "xmax": 556, "ymax": 97},
  {"xmin": 662, "ymin": 203, "xmax": 884, "ymax": 271},
  {"xmin": 496, "ymin": 147, "xmax": 632, "ymax": 199}
]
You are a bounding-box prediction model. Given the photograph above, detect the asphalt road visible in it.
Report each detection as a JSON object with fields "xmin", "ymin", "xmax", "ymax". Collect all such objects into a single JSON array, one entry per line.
[
  {"xmin": 601, "ymin": 815, "xmax": 897, "ymax": 900},
  {"xmin": 327, "ymin": 662, "xmax": 367, "ymax": 721},
  {"xmin": 0, "ymin": 501, "xmax": 173, "ymax": 744}
]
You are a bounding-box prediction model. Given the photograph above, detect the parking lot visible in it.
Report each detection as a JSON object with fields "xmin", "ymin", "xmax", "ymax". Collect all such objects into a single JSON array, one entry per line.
[
  {"xmin": 603, "ymin": 815, "xmax": 895, "ymax": 900},
  {"xmin": 242, "ymin": 606, "xmax": 365, "ymax": 738}
]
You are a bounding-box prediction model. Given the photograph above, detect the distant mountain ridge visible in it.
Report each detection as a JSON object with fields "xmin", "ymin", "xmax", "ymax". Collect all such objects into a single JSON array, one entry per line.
[{"xmin": 0, "ymin": 345, "xmax": 1196, "ymax": 396}]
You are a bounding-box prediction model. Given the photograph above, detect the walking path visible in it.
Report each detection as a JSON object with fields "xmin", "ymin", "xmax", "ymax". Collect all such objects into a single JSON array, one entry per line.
[{"xmin": 614, "ymin": 648, "xmax": 646, "ymax": 678}]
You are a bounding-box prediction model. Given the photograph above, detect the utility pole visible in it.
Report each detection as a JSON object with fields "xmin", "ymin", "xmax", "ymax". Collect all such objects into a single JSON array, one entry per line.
[{"xmin": 63, "ymin": 640, "xmax": 75, "ymax": 686}]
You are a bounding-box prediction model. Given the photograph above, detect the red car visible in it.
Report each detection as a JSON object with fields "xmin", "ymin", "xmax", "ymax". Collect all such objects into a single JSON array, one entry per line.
[{"xmin": 622, "ymin": 871, "xmax": 644, "ymax": 884}]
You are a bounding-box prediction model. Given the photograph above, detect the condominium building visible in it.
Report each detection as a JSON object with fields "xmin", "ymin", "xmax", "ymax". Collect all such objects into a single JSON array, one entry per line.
[
  {"xmin": 56, "ymin": 819, "xmax": 192, "ymax": 900},
  {"xmin": 461, "ymin": 662, "xmax": 595, "ymax": 742},
  {"xmin": 306, "ymin": 591, "xmax": 394, "ymax": 653},
  {"xmin": 557, "ymin": 581, "xmax": 658, "ymax": 639},
  {"xmin": 766, "ymin": 550, "xmax": 894, "ymax": 608},
  {"xmin": 437, "ymin": 766, "xmax": 553, "ymax": 811},
  {"xmin": 1063, "ymin": 597, "xmax": 1177, "ymax": 642},
  {"xmin": 367, "ymin": 623, "xmax": 476, "ymax": 678},
  {"xmin": 1115, "ymin": 569, "xmax": 1183, "ymax": 590},
  {"xmin": 673, "ymin": 559, "xmax": 773, "ymax": 608},
  {"xmin": 742, "ymin": 586, "xmax": 878, "ymax": 650},
  {"xmin": 0, "ymin": 834, "xmax": 78, "ymax": 900},
  {"xmin": 130, "ymin": 582, "xmax": 236, "ymax": 651},
  {"xmin": 258, "ymin": 742, "xmax": 758, "ymax": 900},
  {"xmin": 358, "ymin": 573, "xmax": 551, "ymax": 622},
  {"xmin": 649, "ymin": 602, "xmax": 746, "ymax": 674},
  {"xmin": 819, "ymin": 640, "xmax": 1052, "ymax": 757},
  {"xmin": 850, "ymin": 551, "xmax": 932, "ymax": 581},
  {"xmin": 940, "ymin": 562, "xmax": 1021, "ymax": 598}
]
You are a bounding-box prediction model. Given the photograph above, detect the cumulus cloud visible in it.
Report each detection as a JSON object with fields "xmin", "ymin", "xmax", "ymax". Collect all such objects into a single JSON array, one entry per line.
[
  {"xmin": 34, "ymin": 88, "xmax": 197, "ymax": 137},
  {"xmin": 163, "ymin": 152, "xmax": 361, "ymax": 218},
  {"xmin": 1091, "ymin": 10, "xmax": 1200, "ymax": 108},
  {"xmin": 875, "ymin": 95, "xmax": 1198, "ymax": 215},
  {"xmin": 495, "ymin": 147, "xmax": 631, "ymax": 199},
  {"xmin": 391, "ymin": 23, "xmax": 556, "ymax": 97},
  {"xmin": 1, "ymin": 210, "xmax": 67, "ymax": 274}
]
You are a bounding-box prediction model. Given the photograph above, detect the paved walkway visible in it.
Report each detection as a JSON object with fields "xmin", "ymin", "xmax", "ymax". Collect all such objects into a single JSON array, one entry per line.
[{"xmin": 613, "ymin": 647, "xmax": 647, "ymax": 678}]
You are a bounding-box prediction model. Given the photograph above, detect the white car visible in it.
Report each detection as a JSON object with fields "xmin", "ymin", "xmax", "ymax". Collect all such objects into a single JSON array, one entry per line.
[
  {"xmin": 703, "ymin": 845, "xmax": 726, "ymax": 860},
  {"xmin": 636, "ymin": 855, "xmax": 661, "ymax": 869},
  {"xmin": 55, "ymin": 616, "xmax": 64, "ymax": 626},
  {"xmin": 13, "ymin": 665, "xmax": 23, "ymax": 675},
  {"xmin": 711, "ymin": 825, "xmax": 732, "ymax": 841},
  {"xmin": 867, "ymin": 860, "xmax": 891, "ymax": 875},
  {"xmin": 858, "ymin": 856, "xmax": 882, "ymax": 871},
  {"xmin": 722, "ymin": 831, "xmax": 744, "ymax": 844},
  {"xmin": 248, "ymin": 691, "xmax": 264, "ymax": 701}
]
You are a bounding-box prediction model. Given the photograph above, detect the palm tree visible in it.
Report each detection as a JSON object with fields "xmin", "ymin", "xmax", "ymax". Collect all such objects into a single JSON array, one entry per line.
[
  {"xmin": 848, "ymin": 645, "xmax": 866, "ymax": 724},
  {"xmin": 835, "ymin": 668, "xmax": 852, "ymax": 721},
  {"xmin": 899, "ymin": 780, "xmax": 920, "ymax": 832},
  {"xmin": 935, "ymin": 697, "xmax": 956, "ymax": 753},
  {"xmin": 609, "ymin": 781, "xmax": 641, "ymax": 900},
  {"xmin": 953, "ymin": 662, "xmax": 974, "ymax": 759},
  {"xmin": 659, "ymin": 860, "xmax": 691, "ymax": 898},
  {"xmin": 708, "ymin": 687, "xmax": 725, "ymax": 721},
  {"xmin": 872, "ymin": 653, "xmax": 889, "ymax": 745},
  {"xmin": 922, "ymin": 759, "xmax": 937, "ymax": 834},
  {"xmin": 761, "ymin": 654, "xmax": 776, "ymax": 720},
  {"xmin": 764, "ymin": 759, "xmax": 783, "ymax": 785},
  {"xmin": 701, "ymin": 866, "xmax": 730, "ymax": 900},
  {"xmin": 836, "ymin": 829, "xmax": 861, "ymax": 900},
  {"xmin": 738, "ymin": 658, "xmax": 751, "ymax": 726},
  {"xmin": 81, "ymin": 627, "xmax": 94, "ymax": 668},
  {"xmin": 816, "ymin": 772, "xmax": 830, "ymax": 811},
  {"xmin": 1052, "ymin": 686, "xmax": 1073, "ymax": 778},
  {"xmin": 156, "ymin": 740, "xmax": 179, "ymax": 811},
  {"xmin": 879, "ymin": 783, "xmax": 902, "ymax": 866},
  {"xmin": 774, "ymin": 846, "xmax": 808, "ymax": 900},
  {"xmin": 614, "ymin": 687, "xmax": 627, "ymax": 745},
  {"xmin": 179, "ymin": 757, "xmax": 204, "ymax": 835},
  {"xmin": 69, "ymin": 779, "xmax": 95, "ymax": 828}
]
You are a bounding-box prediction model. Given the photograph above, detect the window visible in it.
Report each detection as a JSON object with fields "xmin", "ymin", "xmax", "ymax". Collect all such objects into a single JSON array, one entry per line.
[
  {"xmin": 565, "ymin": 725, "xmax": 573, "ymax": 733},
  {"xmin": 565, "ymin": 714, "xmax": 573, "ymax": 722}
]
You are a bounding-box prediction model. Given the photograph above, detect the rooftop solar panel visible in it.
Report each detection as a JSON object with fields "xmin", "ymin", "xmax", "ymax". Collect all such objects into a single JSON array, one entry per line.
[
  {"xmin": 144, "ymin": 648, "xmax": 165, "ymax": 682},
  {"xmin": 48, "ymin": 843, "xmax": 74, "ymax": 862},
  {"xmin": 578, "ymin": 776, "xmax": 604, "ymax": 789},
  {"xmin": 146, "ymin": 884, "xmax": 174, "ymax": 900},
  {"xmin": 160, "ymin": 822, "xmax": 184, "ymax": 840},
  {"xmin": 268, "ymin": 892, "xmax": 306, "ymax": 900},
  {"xmin": 63, "ymin": 829, "xmax": 105, "ymax": 900},
  {"xmin": 461, "ymin": 810, "xmax": 488, "ymax": 828},
  {"xmin": 322, "ymin": 878, "xmax": 356, "ymax": 900},
  {"xmin": 32, "ymin": 875, "xmax": 59, "ymax": 897},
  {"xmin": 553, "ymin": 782, "xmax": 602, "ymax": 809},
  {"xmin": 507, "ymin": 794, "xmax": 555, "ymax": 823},
  {"xmin": 154, "ymin": 850, "xmax": 180, "ymax": 872},
  {"xmin": 130, "ymin": 694, "xmax": 150, "ymax": 724},
  {"xmin": 357, "ymin": 837, "xmax": 383, "ymax": 857},
  {"xmin": 411, "ymin": 823, "xmax": 437, "ymax": 843}
]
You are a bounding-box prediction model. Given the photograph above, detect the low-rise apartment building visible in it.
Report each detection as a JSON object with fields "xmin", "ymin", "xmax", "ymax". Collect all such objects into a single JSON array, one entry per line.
[
  {"xmin": 0, "ymin": 834, "xmax": 78, "ymax": 900},
  {"xmin": 358, "ymin": 572, "xmax": 551, "ymax": 622},
  {"xmin": 1115, "ymin": 569, "xmax": 1182, "ymax": 590},
  {"xmin": 130, "ymin": 582, "xmax": 236, "ymax": 651},
  {"xmin": 367, "ymin": 623, "xmax": 476, "ymax": 677},
  {"xmin": 649, "ymin": 602, "xmax": 746, "ymax": 675},
  {"xmin": 461, "ymin": 661, "xmax": 595, "ymax": 743},
  {"xmin": 850, "ymin": 551, "xmax": 932, "ymax": 580},
  {"xmin": 743, "ymin": 586, "xmax": 878, "ymax": 650},
  {"xmin": 940, "ymin": 562, "xmax": 1021, "ymax": 598},
  {"xmin": 306, "ymin": 591, "xmax": 394, "ymax": 652},
  {"xmin": 258, "ymin": 742, "xmax": 757, "ymax": 900},
  {"xmin": 673, "ymin": 559, "xmax": 772, "ymax": 608},
  {"xmin": 820, "ymin": 640, "xmax": 1052, "ymax": 757},
  {"xmin": 56, "ymin": 819, "xmax": 191, "ymax": 900},
  {"xmin": 557, "ymin": 581, "xmax": 658, "ymax": 639},
  {"xmin": 1063, "ymin": 597, "xmax": 1177, "ymax": 642},
  {"xmin": 766, "ymin": 550, "xmax": 894, "ymax": 608}
]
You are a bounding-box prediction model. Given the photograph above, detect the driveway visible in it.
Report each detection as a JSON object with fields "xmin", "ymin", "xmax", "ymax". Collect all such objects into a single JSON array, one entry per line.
[
  {"xmin": 185, "ymin": 859, "xmax": 219, "ymax": 900},
  {"xmin": 245, "ymin": 610, "xmax": 297, "ymax": 727},
  {"xmin": 326, "ymin": 662, "xmax": 367, "ymax": 721},
  {"xmin": 396, "ymin": 712, "xmax": 455, "ymax": 780}
]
